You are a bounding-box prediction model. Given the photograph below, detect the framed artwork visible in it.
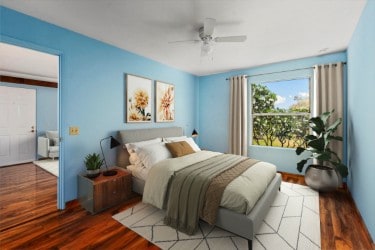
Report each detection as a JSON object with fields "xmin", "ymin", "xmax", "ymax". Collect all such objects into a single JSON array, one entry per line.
[
  {"xmin": 126, "ymin": 74, "xmax": 152, "ymax": 123},
  {"xmin": 155, "ymin": 81, "xmax": 175, "ymax": 122}
]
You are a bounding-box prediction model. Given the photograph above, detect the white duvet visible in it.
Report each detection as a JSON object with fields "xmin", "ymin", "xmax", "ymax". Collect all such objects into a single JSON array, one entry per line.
[{"xmin": 142, "ymin": 151, "xmax": 277, "ymax": 215}]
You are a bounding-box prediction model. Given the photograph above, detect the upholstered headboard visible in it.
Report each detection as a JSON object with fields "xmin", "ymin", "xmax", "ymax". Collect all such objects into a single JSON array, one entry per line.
[{"xmin": 117, "ymin": 127, "xmax": 184, "ymax": 168}]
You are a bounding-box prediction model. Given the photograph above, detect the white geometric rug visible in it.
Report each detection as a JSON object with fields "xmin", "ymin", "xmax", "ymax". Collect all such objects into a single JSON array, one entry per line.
[
  {"xmin": 113, "ymin": 182, "xmax": 320, "ymax": 250},
  {"xmin": 33, "ymin": 159, "xmax": 59, "ymax": 177}
]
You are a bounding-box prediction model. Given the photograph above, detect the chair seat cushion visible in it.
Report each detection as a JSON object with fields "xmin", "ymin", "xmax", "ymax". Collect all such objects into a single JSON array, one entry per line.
[{"xmin": 49, "ymin": 146, "xmax": 59, "ymax": 153}]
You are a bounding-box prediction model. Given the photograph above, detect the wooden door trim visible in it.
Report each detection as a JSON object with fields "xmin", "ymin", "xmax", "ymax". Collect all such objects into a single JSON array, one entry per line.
[{"xmin": 0, "ymin": 75, "xmax": 58, "ymax": 88}]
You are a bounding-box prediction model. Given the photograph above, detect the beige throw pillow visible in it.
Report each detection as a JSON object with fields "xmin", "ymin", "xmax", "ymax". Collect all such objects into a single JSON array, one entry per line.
[{"xmin": 166, "ymin": 141, "xmax": 195, "ymax": 158}]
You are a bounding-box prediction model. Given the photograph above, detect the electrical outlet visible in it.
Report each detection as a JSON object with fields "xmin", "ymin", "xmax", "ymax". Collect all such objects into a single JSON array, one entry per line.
[{"xmin": 69, "ymin": 126, "xmax": 80, "ymax": 135}]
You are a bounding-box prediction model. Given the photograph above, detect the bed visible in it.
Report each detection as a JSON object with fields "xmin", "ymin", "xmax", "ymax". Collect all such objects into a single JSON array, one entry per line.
[{"xmin": 117, "ymin": 127, "xmax": 281, "ymax": 250}]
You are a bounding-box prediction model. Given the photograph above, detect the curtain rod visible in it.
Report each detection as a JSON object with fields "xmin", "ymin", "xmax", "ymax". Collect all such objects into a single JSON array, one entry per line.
[{"xmin": 225, "ymin": 62, "xmax": 347, "ymax": 80}]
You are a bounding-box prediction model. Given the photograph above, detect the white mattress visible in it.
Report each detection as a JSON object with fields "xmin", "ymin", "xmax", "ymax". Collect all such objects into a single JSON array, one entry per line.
[{"xmin": 126, "ymin": 164, "xmax": 149, "ymax": 180}]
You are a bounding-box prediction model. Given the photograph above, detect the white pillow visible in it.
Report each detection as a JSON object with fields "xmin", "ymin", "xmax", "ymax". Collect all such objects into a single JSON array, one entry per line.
[
  {"xmin": 163, "ymin": 137, "xmax": 201, "ymax": 152},
  {"xmin": 125, "ymin": 138, "xmax": 162, "ymax": 153},
  {"xmin": 163, "ymin": 136, "xmax": 187, "ymax": 142},
  {"xmin": 129, "ymin": 152, "xmax": 142, "ymax": 166},
  {"xmin": 185, "ymin": 137, "xmax": 201, "ymax": 152},
  {"xmin": 135, "ymin": 142, "xmax": 172, "ymax": 169}
]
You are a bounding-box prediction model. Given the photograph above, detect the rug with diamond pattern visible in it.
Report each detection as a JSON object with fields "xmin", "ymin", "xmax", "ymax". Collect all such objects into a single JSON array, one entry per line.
[{"xmin": 113, "ymin": 182, "xmax": 320, "ymax": 250}]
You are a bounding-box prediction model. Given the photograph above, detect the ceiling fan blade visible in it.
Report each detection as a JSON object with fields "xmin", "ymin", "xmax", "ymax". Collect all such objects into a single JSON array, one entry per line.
[
  {"xmin": 168, "ymin": 39, "xmax": 201, "ymax": 44},
  {"xmin": 203, "ymin": 18, "xmax": 216, "ymax": 36},
  {"xmin": 214, "ymin": 35, "xmax": 247, "ymax": 42}
]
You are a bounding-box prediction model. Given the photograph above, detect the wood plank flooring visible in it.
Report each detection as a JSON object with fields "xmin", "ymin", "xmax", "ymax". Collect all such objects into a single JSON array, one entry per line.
[{"xmin": 0, "ymin": 164, "xmax": 373, "ymax": 249}]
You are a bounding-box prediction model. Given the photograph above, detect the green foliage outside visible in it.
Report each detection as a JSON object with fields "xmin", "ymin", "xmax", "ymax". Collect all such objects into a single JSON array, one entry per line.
[{"xmin": 251, "ymin": 83, "xmax": 310, "ymax": 148}]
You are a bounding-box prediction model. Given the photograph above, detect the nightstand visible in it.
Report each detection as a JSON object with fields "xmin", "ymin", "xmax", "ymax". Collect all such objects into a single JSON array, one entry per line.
[{"xmin": 78, "ymin": 167, "xmax": 132, "ymax": 214}]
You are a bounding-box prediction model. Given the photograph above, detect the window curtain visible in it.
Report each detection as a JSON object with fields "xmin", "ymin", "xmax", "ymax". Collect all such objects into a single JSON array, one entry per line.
[
  {"xmin": 229, "ymin": 75, "xmax": 247, "ymax": 156},
  {"xmin": 313, "ymin": 62, "xmax": 344, "ymax": 160}
]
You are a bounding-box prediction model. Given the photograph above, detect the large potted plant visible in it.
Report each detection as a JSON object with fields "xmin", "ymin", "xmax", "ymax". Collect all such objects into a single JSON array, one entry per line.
[
  {"xmin": 84, "ymin": 153, "xmax": 103, "ymax": 178},
  {"xmin": 296, "ymin": 110, "xmax": 348, "ymax": 191}
]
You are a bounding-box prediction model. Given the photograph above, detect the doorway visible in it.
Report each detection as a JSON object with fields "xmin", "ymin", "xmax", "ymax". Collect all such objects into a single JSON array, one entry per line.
[{"xmin": 0, "ymin": 41, "xmax": 60, "ymax": 208}]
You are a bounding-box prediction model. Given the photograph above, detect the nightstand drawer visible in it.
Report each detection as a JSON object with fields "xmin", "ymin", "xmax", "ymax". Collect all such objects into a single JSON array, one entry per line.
[{"xmin": 93, "ymin": 175, "xmax": 131, "ymax": 211}]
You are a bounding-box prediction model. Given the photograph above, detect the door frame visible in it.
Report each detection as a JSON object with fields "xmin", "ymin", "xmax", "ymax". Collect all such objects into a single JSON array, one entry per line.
[{"xmin": 1, "ymin": 36, "xmax": 65, "ymax": 209}]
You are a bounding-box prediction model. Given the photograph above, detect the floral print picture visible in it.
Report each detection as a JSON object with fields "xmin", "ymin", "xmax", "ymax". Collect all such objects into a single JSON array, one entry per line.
[
  {"xmin": 156, "ymin": 81, "xmax": 175, "ymax": 122},
  {"xmin": 126, "ymin": 74, "xmax": 152, "ymax": 122}
]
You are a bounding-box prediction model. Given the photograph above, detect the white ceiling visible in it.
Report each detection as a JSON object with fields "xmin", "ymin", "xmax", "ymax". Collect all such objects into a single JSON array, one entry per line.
[
  {"xmin": 0, "ymin": 42, "xmax": 59, "ymax": 82},
  {"xmin": 1, "ymin": 0, "xmax": 367, "ymax": 76}
]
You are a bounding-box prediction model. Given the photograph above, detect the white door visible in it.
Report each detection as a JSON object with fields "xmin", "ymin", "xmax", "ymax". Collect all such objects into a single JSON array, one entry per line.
[{"xmin": 0, "ymin": 86, "xmax": 36, "ymax": 166}]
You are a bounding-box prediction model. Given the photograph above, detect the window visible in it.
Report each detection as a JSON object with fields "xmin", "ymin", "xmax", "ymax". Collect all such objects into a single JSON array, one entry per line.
[{"xmin": 250, "ymin": 78, "xmax": 310, "ymax": 148}]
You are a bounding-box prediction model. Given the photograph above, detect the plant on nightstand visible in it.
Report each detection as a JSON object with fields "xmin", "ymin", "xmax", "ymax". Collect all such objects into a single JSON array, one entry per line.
[{"xmin": 84, "ymin": 153, "xmax": 103, "ymax": 178}]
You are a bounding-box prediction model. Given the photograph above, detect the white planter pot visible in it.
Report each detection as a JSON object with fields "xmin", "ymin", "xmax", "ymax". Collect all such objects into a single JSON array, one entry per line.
[{"xmin": 86, "ymin": 169, "xmax": 100, "ymax": 178}]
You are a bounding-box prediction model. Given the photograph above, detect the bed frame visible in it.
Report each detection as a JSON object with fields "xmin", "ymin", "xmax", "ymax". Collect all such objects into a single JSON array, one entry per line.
[{"xmin": 117, "ymin": 127, "xmax": 281, "ymax": 250}]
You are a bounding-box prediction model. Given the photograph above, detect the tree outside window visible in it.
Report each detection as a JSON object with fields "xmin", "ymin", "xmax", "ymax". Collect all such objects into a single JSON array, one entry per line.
[{"xmin": 251, "ymin": 78, "xmax": 310, "ymax": 148}]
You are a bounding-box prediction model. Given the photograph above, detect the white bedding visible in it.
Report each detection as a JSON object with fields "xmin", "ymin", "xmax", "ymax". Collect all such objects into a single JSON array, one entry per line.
[
  {"xmin": 142, "ymin": 150, "xmax": 277, "ymax": 214},
  {"xmin": 126, "ymin": 164, "xmax": 149, "ymax": 180}
]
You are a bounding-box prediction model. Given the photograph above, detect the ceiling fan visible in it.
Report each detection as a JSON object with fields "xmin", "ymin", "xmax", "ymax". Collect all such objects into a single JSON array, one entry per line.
[{"xmin": 169, "ymin": 18, "xmax": 247, "ymax": 56}]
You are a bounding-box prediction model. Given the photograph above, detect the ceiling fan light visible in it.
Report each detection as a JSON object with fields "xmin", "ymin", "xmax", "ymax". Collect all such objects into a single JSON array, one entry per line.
[{"xmin": 201, "ymin": 42, "xmax": 213, "ymax": 56}]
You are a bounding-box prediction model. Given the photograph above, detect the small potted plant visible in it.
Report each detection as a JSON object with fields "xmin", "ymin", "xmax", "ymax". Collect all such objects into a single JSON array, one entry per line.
[
  {"xmin": 296, "ymin": 110, "xmax": 348, "ymax": 191},
  {"xmin": 84, "ymin": 153, "xmax": 103, "ymax": 178}
]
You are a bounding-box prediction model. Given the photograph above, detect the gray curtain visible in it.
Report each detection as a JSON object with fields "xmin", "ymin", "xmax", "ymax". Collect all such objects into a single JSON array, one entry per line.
[
  {"xmin": 314, "ymin": 62, "xmax": 344, "ymax": 160},
  {"xmin": 229, "ymin": 75, "xmax": 247, "ymax": 156}
]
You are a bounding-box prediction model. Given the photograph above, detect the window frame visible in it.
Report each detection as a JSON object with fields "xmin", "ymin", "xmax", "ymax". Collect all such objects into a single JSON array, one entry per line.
[{"xmin": 248, "ymin": 76, "xmax": 313, "ymax": 149}]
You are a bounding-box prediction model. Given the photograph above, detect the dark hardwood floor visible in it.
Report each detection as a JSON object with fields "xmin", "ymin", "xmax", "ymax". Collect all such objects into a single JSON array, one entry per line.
[{"xmin": 0, "ymin": 164, "xmax": 373, "ymax": 249}]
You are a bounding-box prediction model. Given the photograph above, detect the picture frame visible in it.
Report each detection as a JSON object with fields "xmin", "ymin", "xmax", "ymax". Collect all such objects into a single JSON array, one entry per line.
[
  {"xmin": 126, "ymin": 74, "xmax": 152, "ymax": 123},
  {"xmin": 155, "ymin": 80, "xmax": 175, "ymax": 122}
]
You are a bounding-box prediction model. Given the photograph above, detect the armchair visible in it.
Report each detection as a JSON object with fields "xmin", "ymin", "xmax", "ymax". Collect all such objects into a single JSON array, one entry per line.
[{"xmin": 37, "ymin": 130, "xmax": 59, "ymax": 160}]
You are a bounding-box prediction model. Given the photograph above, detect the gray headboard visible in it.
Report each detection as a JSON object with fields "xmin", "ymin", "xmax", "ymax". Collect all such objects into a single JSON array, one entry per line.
[{"xmin": 117, "ymin": 127, "xmax": 184, "ymax": 168}]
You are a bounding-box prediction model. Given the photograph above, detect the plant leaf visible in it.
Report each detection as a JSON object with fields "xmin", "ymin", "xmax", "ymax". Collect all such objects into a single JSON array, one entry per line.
[
  {"xmin": 315, "ymin": 152, "xmax": 331, "ymax": 161},
  {"xmin": 308, "ymin": 137, "xmax": 325, "ymax": 151},
  {"xmin": 328, "ymin": 135, "xmax": 343, "ymax": 141},
  {"xmin": 297, "ymin": 159, "xmax": 308, "ymax": 172},
  {"xmin": 309, "ymin": 117, "xmax": 325, "ymax": 134},
  {"xmin": 296, "ymin": 147, "xmax": 305, "ymax": 155},
  {"xmin": 305, "ymin": 135, "xmax": 317, "ymax": 141},
  {"xmin": 320, "ymin": 110, "xmax": 332, "ymax": 125},
  {"xmin": 327, "ymin": 118, "xmax": 342, "ymax": 133},
  {"xmin": 332, "ymin": 162, "xmax": 348, "ymax": 178}
]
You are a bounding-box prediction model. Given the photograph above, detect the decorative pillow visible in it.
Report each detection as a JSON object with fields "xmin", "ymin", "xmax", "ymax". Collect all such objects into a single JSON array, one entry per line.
[
  {"xmin": 125, "ymin": 138, "xmax": 162, "ymax": 154},
  {"xmin": 129, "ymin": 152, "xmax": 142, "ymax": 166},
  {"xmin": 164, "ymin": 136, "xmax": 201, "ymax": 152},
  {"xmin": 135, "ymin": 142, "xmax": 172, "ymax": 169},
  {"xmin": 166, "ymin": 141, "xmax": 195, "ymax": 158}
]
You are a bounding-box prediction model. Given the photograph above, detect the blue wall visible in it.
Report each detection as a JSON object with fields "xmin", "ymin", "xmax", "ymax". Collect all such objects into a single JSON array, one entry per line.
[
  {"xmin": 0, "ymin": 7, "xmax": 198, "ymax": 204},
  {"xmin": 198, "ymin": 52, "xmax": 347, "ymax": 174},
  {"xmin": 0, "ymin": 82, "xmax": 58, "ymax": 137},
  {"xmin": 347, "ymin": 0, "xmax": 375, "ymax": 240}
]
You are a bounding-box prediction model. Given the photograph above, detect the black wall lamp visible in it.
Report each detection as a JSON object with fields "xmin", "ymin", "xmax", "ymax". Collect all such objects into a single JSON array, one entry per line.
[
  {"xmin": 100, "ymin": 136, "xmax": 121, "ymax": 176},
  {"xmin": 192, "ymin": 129, "xmax": 198, "ymax": 138}
]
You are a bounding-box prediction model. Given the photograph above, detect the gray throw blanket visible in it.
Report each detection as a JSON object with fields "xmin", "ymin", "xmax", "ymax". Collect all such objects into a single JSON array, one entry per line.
[{"xmin": 164, "ymin": 154, "xmax": 258, "ymax": 235}]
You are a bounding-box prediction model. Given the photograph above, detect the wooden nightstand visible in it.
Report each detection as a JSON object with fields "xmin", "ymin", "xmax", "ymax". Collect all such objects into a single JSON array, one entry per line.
[{"xmin": 78, "ymin": 167, "xmax": 132, "ymax": 214}]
